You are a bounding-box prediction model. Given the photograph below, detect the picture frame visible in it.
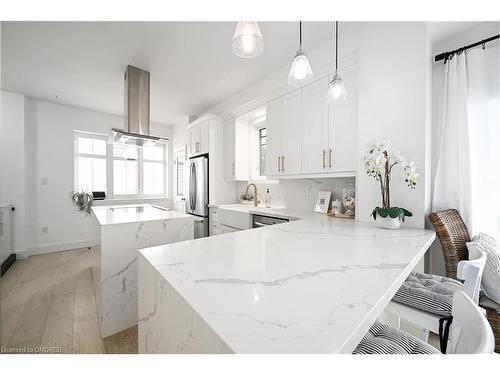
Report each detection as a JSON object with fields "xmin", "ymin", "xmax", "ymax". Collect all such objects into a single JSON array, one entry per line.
[{"xmin": 314, "ymin": 191, "xmax": 332, "ymax": 214}]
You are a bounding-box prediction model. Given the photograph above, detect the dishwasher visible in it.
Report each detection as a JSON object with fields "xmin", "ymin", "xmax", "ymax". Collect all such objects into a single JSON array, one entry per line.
[{"xmin": 252, "ymin": 214, "xmax": 289, "ymax": 228}]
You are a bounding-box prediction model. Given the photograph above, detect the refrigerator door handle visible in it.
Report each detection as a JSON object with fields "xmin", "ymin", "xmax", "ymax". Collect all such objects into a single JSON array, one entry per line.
[
  {"xmin": 192, "ymin": 161, "xmax": 197, "ymax": 211},
  {"xmin": 189, "ymin": 161, "xmax": 196, "ymax": 211}
]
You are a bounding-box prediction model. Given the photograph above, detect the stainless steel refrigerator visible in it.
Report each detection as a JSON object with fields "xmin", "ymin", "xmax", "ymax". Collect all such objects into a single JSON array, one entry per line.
[{"xmin": 186, "ymin": 154, "xmax": 209, "ymax": 238}]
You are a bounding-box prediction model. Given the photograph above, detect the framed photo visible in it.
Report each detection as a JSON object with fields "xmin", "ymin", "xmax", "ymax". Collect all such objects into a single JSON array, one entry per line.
[{"xmin": 314, "ymin": 191, "xmax": 332, "ymax": 214}]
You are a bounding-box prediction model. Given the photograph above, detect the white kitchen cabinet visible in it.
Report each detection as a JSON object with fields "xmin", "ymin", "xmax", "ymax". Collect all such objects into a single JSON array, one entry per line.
[
  {"xmin": 265, "ymin": 97, "xmax": 282, "ymax": 177},
  {"xmin": 327, "ymin": 64, "xmax": 358, "ymax": 173},
  {"xmin": 209, "ymin": 221, "xmax": 223, "ymax": 236},
  {"xmin": 282, "ymin": 90, "xmax": 302, "ymax": 174},
  {"xmin": 188, "ymin": 119, "xmax": 209, "ymax": 156},
  {"xmin": 265, "ymin": 89, "xmax": 302, "ymax": 177},
  {"xmin": 223, "ymin": 119, "xmax": 250, "ymax": 181},
  {"xmin": 264, "ymin": 65, "xmax": 358, "ymax": 179},
  {"xmin": 222, "ymin": 225, "xmax": 240, "ymax": 234},
  {"xmin": 209, "ymin": 206, "xmax": 251, "ymax": 236},
  {"xmin": 301, "ymin": 76, "xmax": 330, "ymax": 174}
]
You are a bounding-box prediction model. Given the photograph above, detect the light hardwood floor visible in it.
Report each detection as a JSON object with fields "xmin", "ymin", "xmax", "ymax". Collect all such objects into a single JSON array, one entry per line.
[{"xmin": 0, "ymin": 247, "xmax": 137, "ymax": 354}]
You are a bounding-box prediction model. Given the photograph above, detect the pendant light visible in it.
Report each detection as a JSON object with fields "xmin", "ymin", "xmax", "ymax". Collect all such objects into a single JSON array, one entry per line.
[
  {"xmin": 288, "ymin": 21, "xmax": 314, "ymax": 87},
  {"xmin": 232, "ymin": 21, "xmax": 264, "ymax": 58},
  {"xmin": 326, "ymin": 21, "xmax": 348, "ymax": 102}
]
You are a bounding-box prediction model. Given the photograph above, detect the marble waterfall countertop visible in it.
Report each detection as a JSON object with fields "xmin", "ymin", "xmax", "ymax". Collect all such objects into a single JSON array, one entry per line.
[
  {"xmin": 139, "ymin": 217, "xmax": 435, "ymax": 353},
  {"xmin": 92, "ymin": 204, "xmax": 192, "ymax": 225}
]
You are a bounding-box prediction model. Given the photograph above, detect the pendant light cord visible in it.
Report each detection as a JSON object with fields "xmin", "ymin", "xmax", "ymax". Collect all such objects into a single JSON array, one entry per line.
[
  {"xmin": 299, "ymin": 21, "xmax": 302, "ymax": 50},
  {"xmin": 335, "ymin": 21, "xmax": 338, "ymax": 72}
]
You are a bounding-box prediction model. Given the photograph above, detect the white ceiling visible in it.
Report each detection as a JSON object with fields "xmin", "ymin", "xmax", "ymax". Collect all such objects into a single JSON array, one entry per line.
[
  {"xmin": 2, "ymin": 21, "xmax": 489, "ymax": 125},
  {"xmin": 428, "ymin": 21, "xmax": 486, "ymax": 46},
  {"xmin": 1, "ymin": 21, "xmax": 334, "ymax": 125}
]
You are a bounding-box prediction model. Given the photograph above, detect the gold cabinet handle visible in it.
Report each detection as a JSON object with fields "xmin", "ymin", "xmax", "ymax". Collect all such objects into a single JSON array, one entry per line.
[
  {"xmin": 322, "ymin": 149, "xmax": 326, "ymax": 168},
  {"xmin": 329, "ymin": 148, "xmax": 332, "ymax": 168},
  {"xmin": 282, "ymin": 155, "xmax": 285, "ymax": 172},
  {"xmin": 278, "ymin": 156, "xmax": 281, "ymax": 172}
]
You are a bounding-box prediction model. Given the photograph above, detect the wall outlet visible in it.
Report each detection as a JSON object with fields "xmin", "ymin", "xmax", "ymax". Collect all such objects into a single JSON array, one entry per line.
[
  {"xmin": 305, "ymin": 186, "xmax": 312, "ymax": 196},
  {"xmin": 40, "ymin": 226, "xmax": 48, "ymax": 234},
  {"xmin": 266, "ymin": 188, "xmax": 270, "ymax": 194}
]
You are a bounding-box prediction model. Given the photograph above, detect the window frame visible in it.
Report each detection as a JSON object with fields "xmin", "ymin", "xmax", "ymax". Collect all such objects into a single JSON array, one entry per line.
[
  {"xmin": 74, "ymin": 131, "xmax": 169, "ymax": 200},
  {"xmin": 258, "ymin": 126, "xmax": 267, "ymax": 177},
  {"xmin": 74, "ymin": 131, "xmax": 108, "ymax": 194}
]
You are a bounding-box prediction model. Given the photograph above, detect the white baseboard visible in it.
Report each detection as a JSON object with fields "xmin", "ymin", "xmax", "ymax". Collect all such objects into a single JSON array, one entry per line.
[
  {"xmin": 28, "ymin": 239, "xmax": 100, "ymax": 257},
  {"xmin": 14, "ymin": 249, "xmax": 29, "ymax": 260}
]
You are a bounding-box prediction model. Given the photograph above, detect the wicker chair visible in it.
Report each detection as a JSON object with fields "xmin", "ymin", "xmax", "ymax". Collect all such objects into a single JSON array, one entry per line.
[{"xmin": 429, "ymin": 209, "xmax": 500, "ymax": 353}]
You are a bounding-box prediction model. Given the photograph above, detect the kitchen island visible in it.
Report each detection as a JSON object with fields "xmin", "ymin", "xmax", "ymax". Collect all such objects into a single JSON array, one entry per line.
[
  {"xmin": 91, "ymin": 204, "xmax": 193, "ymax": 338},
  {"xmin": 138, "ymin": 216, "xmax": 435, "ymax": 353}
]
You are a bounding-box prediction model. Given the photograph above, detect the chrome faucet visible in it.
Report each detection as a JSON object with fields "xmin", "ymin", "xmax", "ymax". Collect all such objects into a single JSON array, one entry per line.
[{"xmin": 245, "ymin": 183, "xmax": 259, "ymax": 207}]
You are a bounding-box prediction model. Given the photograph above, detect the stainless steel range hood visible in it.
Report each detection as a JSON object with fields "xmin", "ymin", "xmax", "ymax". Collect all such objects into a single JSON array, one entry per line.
[{"xmin": 110, "ymin": 65, "xmax": 169, "ymax": 147}]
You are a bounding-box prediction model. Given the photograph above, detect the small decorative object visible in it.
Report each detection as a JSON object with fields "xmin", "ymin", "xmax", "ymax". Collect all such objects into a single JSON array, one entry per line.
[
  {"xmin": 342, "ymin": 180, "xmax": 356, "ymax": 217},
  {"xmin": 72, "ymin": 191, "xmax": 94, "ymax": 216},
  {"xmin": 331, "ymin": 199, "xmax": 341, "ymax": 216},
  {"xmin": 363, "ymin": 138, "xmax": 418, "ymax": 229},
  {"xmin": 314, "ymin": 190, "xmax": 332, "ymax": 214},
  {"xmin": 240, "ymin": 192, "xmax": 254, "ymax": 204}
]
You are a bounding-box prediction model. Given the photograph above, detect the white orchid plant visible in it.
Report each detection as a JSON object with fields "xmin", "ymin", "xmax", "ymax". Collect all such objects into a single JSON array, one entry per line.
[{"xmin": 363, "ymin": 138, "xmax": 418, "ymax": 222}]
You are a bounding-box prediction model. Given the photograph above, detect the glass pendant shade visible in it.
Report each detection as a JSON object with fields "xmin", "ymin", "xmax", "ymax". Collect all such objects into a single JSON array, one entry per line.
[
  {"xmin": 232, "ymin": 21, "xmax": 264, "ymax": 58},
  {"xmin": 326, "ymin": 73, "xmax": 348, "ymax": 103},
  {"xmin": 287, "ymin": 50, "xmax": 314, "ymax": 87}
]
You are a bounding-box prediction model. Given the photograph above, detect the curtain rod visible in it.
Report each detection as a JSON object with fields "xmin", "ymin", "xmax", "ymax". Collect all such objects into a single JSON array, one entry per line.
[{"xmin": 435, "ymin": 34, "xmax": 500, "ymax": 62}]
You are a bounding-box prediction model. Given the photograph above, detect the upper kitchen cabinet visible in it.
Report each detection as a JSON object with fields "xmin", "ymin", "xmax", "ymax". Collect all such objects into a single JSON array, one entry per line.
[
  {"xmin": 327, "ymin": 64, "xmax": 358, "ymax": 173},
  {"xmin": 265, "ymin": 89, "xmax": 302, "ymax": 177},
  {"xmin": 265, "ymin": 65, "xmax": 358, "ymax": 179},
  {"xmin": 265, "ymin": 97, "xmax": 282, "ymax": 177},
  {"xmin": 223, "ymin": 118, "xmax": 250, "ymax": 181},
  {"xmin": 301, "ymin": 76, "xmax": 329, "ymax": 174},
  {"xmin": 188, "ymin": 118, "xmax": 209, "ymax": 156}
]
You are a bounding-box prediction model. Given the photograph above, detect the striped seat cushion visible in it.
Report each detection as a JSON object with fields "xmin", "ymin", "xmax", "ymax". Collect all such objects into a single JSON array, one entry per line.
[
  {"xmin": 392, "ymin": 271, "xmax": 463, "ymax": 317},
  {"xmin": 353, "ymin": 320, "xmax": 441, "ymax": 354}
]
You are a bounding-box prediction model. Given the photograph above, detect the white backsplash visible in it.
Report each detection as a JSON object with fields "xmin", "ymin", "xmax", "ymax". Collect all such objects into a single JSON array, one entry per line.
[{"xmin": 235, "ymin": 177, "xmax": 356, "ymax": 212}]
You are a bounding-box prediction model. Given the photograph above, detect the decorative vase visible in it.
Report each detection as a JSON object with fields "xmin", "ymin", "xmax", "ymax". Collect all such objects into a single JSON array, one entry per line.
[
  {"xmin": 376, "ymin": 215, "xmax": 401, "ymax": 230},
  {"xmin": 342, "ymin": 180, "xmax": 356, "ymax": 217}
]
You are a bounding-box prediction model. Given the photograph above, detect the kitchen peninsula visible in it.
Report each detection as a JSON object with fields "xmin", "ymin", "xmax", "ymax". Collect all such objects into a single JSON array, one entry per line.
[
  {"xmin": 91, "ymin": 204, "xmax": 194, "ymax": 338},
  {"xmin": 138, "ymin": 215, "xmax": 435, "ymax": 353}
]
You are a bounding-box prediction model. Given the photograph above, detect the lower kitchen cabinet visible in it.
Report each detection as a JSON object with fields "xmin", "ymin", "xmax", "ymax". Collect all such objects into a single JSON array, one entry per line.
[{"xmin": 209, "ymin": 207, "xmax": 250, "ymax": 236}]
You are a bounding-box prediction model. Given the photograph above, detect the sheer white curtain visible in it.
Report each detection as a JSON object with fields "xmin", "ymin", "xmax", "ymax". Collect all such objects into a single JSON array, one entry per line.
[
  {"xmin": 433, "ymin": 43, "xmax": 500, "ymax": 239},
  {"xmin": 433, "ymin": 53, "xmax": 473, "ymax": 228}
]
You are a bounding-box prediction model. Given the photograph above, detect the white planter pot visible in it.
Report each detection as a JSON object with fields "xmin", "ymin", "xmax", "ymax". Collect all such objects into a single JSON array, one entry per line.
[{"xmin": 376, "ymin": 215, "xmax": 401, "ymax": 229}]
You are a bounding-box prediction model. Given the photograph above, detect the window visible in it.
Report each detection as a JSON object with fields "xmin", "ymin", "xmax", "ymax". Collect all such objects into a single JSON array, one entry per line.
[
  {"xmin": 259, "ymin": 127, "xmax": 267, "ymax": 176},
  {"xmin": 112, "ymin": 144, "xmax": 139, "ymax": 196},
  {"xmin": 143, "ymin": 145, "xmax": 165, "ymax": 196},
  {"xmin": 74, "ymin": 133, "xmax": 107, "ymax": 193},
  {"xmin": 74, "ymin": 132, "xmax": 168, "ymax": 199}
]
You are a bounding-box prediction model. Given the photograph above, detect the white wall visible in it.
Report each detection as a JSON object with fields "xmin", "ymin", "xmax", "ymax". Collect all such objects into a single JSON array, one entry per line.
[
  {"xmin": 357, "ymin": 22, "xmax": 432, "ymax": 229},
  {"xmin": 2, "ymin": 93, "xmax": 174, "ymax": 256},
  {"xmin": 0, "ymin": 91, "xmax": 27, "ymax": 256}
]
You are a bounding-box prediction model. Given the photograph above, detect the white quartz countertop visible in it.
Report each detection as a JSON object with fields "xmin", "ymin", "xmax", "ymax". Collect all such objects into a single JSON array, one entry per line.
[
  {"xmin": 208, "ymin": 203, "xmax": 325, "ymax": 221},
  {"xmin": 92, "ymin": 204, "xmax": 193, "ymax": 226},
  {"xmin": 139, "ymin": 217, "xmax": 435, "ymax": 353}
]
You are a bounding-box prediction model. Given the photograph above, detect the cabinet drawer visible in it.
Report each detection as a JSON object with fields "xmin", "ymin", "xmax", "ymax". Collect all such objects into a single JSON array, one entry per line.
[{"xmin": 209, "ymin": 221, "xmax": 223, "ymax": 236}]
